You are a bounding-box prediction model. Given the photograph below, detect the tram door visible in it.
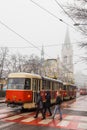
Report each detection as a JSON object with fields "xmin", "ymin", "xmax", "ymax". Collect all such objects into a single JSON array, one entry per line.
[{"xmin": 32, "ymin": 79, "xmax": 41, "ymax": 103}]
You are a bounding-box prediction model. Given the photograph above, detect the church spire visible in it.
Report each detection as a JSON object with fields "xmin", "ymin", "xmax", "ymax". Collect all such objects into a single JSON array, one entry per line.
[
  {"xmin": 61, "ymin": 27, "xmax": 74, "ymax": 83},
  {"xmin": 65, "ymin": 28, "xmax": 70, "ymax": 44},
  {"xmin": 63, "ymin": 27, "xmax": 71, "ymax": 49},
  {"xmin": 41, "ymin": 45, "xmax": 44, "ymax": 63}
]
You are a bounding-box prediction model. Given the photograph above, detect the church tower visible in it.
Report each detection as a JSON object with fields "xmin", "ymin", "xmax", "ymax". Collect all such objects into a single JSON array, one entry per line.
[{"xmin": 62, "ymin": 28, "xmax": 74, "ymax": 83}]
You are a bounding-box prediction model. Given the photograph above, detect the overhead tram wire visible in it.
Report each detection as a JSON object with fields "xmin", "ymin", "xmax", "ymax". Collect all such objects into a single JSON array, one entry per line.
[
  {"xmin": 29, "ymin": 0, "xmax": 81, "ymax": 32},
  {"xmin": 0, "ymin": 20, "xmax": 40, "ymax": 51},
  {"xmin": 54, "ymin": 0, "xmax": 85, "ymax": 34},
  {"xmin": 0, "ymin": 41, "xmax": 82, "ymax": 48},
  {"xmin": 0, "ymin": 20, "xmax": 52, "ymax": 59},
  {"xmin": 28, "ymin": 0, "xmax": 87, "ymax": 74},
  {"xmin": 54, "ymin": 0, "xmax": 76, "ymax": 24}
]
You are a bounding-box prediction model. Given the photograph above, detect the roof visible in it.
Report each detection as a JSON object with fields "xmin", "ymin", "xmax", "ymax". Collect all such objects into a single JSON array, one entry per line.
[
  {"xmin": 42, "ymin": 76, "xmax": 63, "ymax": 84},
  {"xmin": 8, "ymin": 72, "xmax": 41, "ymax": 79}
]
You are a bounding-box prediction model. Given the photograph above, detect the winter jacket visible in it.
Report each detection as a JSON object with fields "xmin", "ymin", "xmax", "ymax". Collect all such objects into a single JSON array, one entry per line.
[
  {"xmin": 36, "ymin": 95, "xmax": 43, "ymax": 109},
  {"xmin": 55, "ymin": 96, "xmax": 62, "ymax": 105},
  {"xmin": 45, "ymin": 93, "xmax": 51, "ymax": 107}
]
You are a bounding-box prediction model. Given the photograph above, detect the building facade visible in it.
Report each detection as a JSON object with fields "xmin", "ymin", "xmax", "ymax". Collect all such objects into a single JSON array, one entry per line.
[{"xmin": 41, "ymin": 28, "xmax": 74, "ymax": 83}]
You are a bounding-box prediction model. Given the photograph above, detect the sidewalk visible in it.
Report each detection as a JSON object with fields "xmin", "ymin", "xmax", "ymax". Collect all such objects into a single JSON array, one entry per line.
[{"xmin": 0, "ymin": 97, "xmax": 6, "ymax": 103}]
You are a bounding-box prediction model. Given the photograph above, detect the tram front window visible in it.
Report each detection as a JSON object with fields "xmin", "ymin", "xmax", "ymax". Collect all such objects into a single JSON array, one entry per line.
[{"xmin": 7, "ymin": 78, "xmax": 31, "ymax": 90}]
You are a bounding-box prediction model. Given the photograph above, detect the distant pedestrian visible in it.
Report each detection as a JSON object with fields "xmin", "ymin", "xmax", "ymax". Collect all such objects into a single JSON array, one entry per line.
[
  {"xmin": 52, "ymin": 91, "xmax": 62, "ymax": 120},
  {"xmin": 34, "ymin": 92, "xmax": 45, "ymax": 120},
  {"xmin": 44, "ymin": 91, "xmax": 52, "ymax": 117}
]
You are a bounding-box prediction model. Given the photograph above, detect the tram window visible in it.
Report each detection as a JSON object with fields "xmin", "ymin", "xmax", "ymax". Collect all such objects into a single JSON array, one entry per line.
[
  {"xmin": 32, "ymin": 79, "xmax": 40, "ymax": 91},
  {"xmin": 56, "ymin": 83, "xmax": 59, "ymax": 90},
  {"xmin": 69, "ymin": 86, "xmax": 72, "ymax": 91},
  {"xmin": 66, "ymin": 86, "xmax": 69, "ymax": 91},
  {"xmin": 7, "ymin": 78, "xmax": 25, "ymax": 89},
  {"xmin": 32, "ymin": 79, "xmax": 36, "ymax": 90},
  {"xmin": 0, "ymin": 84, "xmax": 3, "ymax": 90},
  {"xmin": 38, "ymin": 80, "xmax": 41, "ymax": 91},
  {"xmin": 52, "ymin": 82, "xmax": 54, "ymax": 90},
  {"xmin": 46, "ymin": 80, "xmax": 50, "ymax": 90},
  {"xmin": 42, "ymin": 79, "xmax": 46, "ymax": 90},
  {"xmin": 55, "ymin": 82, "xmax": 59, "ymax": 90},
  {"xmin": 24, "ymin": 78, "xmax": 31, "ymax": 90},
  {"xmin": 52, "ymin": 82, "xmax": 57, "ymax": 90},
  {"xmin": 63, "ymin": 85, "xmax": 66, "ymax": 90},
  {"xmin": 59, "ymin": 83, "xmax": 62, "ymax": 90},
  {"xmin": 53, "ymin": 82, "xmax": 56, "ymax": 90}
]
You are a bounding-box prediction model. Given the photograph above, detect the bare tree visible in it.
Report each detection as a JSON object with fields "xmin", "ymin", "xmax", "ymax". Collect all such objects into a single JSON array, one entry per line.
[
  {"xmin": 24, "ymin": 54, "xmax": 41, "ymax": 74},
  {"xmin": 0, "ymin": 47, "xmax": 9, "ymax": 78},
  {"xmin": 66, "ymin": 0, "xmax": 87, "ymax": 41},
  {"xmin": 8, "ymin": 53, "xmax": 28, "ymax": 73},
  {"xmin": 63, "ymin": 0, "xmax": 87, "ymax": 63},
  {"xmin": 7, "ymin": 53, "xmax": 41, "ymax": 74}
]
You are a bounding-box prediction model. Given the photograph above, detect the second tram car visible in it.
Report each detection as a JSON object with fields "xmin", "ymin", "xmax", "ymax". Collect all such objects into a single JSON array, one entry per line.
[
  {"xmin": 80, "ymin": 88, "xmax": 87, "ymax": 95},
  {"xmin": 62, "ymin": 82, "xmax": 76, "ymax": 100}
]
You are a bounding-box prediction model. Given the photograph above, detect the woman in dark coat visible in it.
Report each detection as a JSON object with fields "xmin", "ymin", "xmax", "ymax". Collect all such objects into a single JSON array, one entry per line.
[
  {"xmin": 44, "ymin": 91, "xmax": 52, "ymax": 117},
  {"xmin": 34, "ymin": 92, "xmax": 45, "ymax": 120}
]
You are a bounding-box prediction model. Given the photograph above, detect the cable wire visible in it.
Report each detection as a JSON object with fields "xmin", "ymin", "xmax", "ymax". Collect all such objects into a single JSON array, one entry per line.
[
  {"xmin": 30, "ymin": 0, "xmax": 80, "ymax": 31},
  {"xmin": 0, "ymin": 20, "xmax": 52, "ymax": 59},
  {"xmin": 54, "ymin": 0, "xmax": 76, "ymax": 24}
]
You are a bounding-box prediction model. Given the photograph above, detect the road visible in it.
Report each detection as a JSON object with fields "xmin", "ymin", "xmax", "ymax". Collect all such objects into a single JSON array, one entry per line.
[{"xmin": 0, "ymin": 95, "xmax": 87, "ymax": 130}]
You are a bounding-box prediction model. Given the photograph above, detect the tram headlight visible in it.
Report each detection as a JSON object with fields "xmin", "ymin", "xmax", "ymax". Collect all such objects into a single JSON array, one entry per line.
[{"xmin": 28, "ymin": 94, "xmax": 31, "ymax": 98}]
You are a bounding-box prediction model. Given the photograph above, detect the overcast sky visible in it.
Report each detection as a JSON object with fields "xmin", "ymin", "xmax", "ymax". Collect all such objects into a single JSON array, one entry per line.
[{"xmin": 0, "ymin": 0, "xmax": 86, "ymax": 75}]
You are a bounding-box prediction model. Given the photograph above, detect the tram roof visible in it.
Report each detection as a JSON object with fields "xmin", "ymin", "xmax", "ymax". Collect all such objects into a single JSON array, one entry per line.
[
  {"xmin": 42, "ymin": 76, "xmax": 63, "ymax": 83},
  {"xmin": 63, "ymin": 82, "xmax": 76, "ymax": 86},
  {"xmin": 8, "ymin": 72, "xmax": 41, "ymax": 79}
]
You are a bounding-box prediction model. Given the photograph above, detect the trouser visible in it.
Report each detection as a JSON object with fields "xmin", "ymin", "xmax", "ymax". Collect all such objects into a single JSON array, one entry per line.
[
  {"xmin": 44, "ymin": 107, "xmax": 52, "ymax": 116},
  {"xmin": 53, "ymin": 105, "xmax": 62, "ymax": 118},
  {"xmin": 35, "ymin": 107, "xmax": 45, "ymax": 118}
]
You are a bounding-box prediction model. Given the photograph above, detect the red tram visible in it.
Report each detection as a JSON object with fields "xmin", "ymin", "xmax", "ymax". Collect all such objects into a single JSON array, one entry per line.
[
  {"xmin": 62, "ymin": 82, "xmax": 76, "ymax": 100},
  {"xmin": 80, "ymin": 88, "xmax": 87, "ymax": 95},
  {"xmin": 6, "ymin": 72, "xmax": 76, "ymax": 109}
]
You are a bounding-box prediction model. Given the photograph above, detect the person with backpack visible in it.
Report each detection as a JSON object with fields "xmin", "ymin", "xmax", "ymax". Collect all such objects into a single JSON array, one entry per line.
[
  {"xmin": 34, "ymin": 92, "xmax": 45, "ymax": 120},
  {"xmin": 52, "ymin": 91, "xmax": 62, "ymax": 120},
  {"xmin": 44, "ymin": 91, "xmax": 52, "ymax": 117}
]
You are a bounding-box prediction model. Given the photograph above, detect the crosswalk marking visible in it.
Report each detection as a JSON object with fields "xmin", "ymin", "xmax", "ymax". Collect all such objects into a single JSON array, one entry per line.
[
  {"xmin": 19, "ymin": 112, "xmax": 33, "ymax": 116},
  {"xmin": 78, "ymin": 122, "xmax": 87, "ymax": 129},
  {"xmin": 57, "ymin": 120, "xmax": 70, "ymax": 127},
  {"xmin": 2, "ymin": 113, "xmax": 87, "ymax": 130},
  {"xmin": 65, "ymin": 107, "xmax": 87, "ymax": 111},
  {"xmin": 64, "ymin": 115, "xmax": 74, "ymax": 120},
  {"xmin": 5, "ymin": 115, "xmax": 22, "ymax": 120},
  {"xmin": 0, "ymin": 122, "xmax": 16, "ymax": 129},
  {"xmin": 21, "ymin": 117, "xmax": 35, "ymax": 122},
  {"xmin": 39, "ymin": 119, "xmax": 52, "ymax": 124},
  {"xmin": 79, "ymin": 117, "xmax": 87, "ymax": 122}
]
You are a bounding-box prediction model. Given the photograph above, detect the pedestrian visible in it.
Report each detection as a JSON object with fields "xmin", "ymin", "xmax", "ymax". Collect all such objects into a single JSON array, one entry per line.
[
  {"xmin": 52, "ymin": 91, "xmax": 62, "ymax": 120},
  {"xmin": 34, "ymin": 92, "xmax": 45, "ymax": 120},
  {"xmin": 44, "ymin": 91, "xmax": 52, "ymax": 117}
]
